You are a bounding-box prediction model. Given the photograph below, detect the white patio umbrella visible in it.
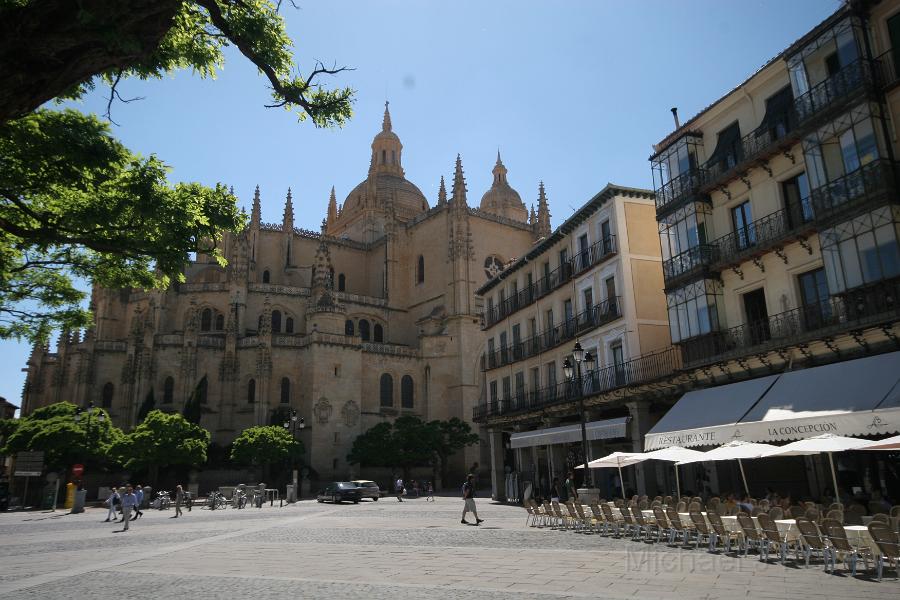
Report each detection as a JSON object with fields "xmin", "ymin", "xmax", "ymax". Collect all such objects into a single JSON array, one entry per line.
[
  {"xmin": 678, "ymin": 440, "xmax": 779, "ymax": 496},
  {"xmin": 576, "ymin": 451, "xmax": 646, "ymax": 498},
  {"xmin": 858, "ymin": 434, "xmax": 900, "ymax": 450},
  {"xmin": 642, "ymin": 446, "xmax": 706, "ymax": 498},
  {"xmin": 762, "ymin": 434, "xmax": 869, "ymax": 501}
]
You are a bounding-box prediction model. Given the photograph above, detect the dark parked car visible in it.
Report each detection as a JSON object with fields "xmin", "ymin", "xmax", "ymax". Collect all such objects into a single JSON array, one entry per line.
[
  {"xmin": 317, "ymin": 482, "xmax": 362, "ymax": 504},
  {"xmin": 352, "ymin": 480, "xmax": 381, "ymax": 501}
]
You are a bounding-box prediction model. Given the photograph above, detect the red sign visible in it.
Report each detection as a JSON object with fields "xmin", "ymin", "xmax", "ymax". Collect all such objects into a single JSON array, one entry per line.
[{"xmin": 71, "ymin": 464, "xmax": 84, "ymax": 478}]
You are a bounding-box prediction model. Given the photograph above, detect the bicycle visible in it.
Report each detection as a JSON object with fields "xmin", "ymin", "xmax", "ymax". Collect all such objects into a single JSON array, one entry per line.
[{"xmin": 205, "ymin": 491, "xmax": 227, "ymax": 510}]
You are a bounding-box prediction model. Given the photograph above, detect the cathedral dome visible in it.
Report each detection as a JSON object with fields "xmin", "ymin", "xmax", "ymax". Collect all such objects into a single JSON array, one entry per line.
[
  {"xmin": 479, "ymin": 152, "xmax": 528, "ymax": 223},
  {"xmin": 343, "ymin": 173, "xmax": 429, "ymax": 218}
]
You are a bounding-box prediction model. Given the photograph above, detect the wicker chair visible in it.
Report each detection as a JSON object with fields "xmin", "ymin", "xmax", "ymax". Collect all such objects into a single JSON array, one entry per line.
[
  {"xmin": 868, "ymin": 521, "xmax": 900, "ymax": 581},
  {"xmin": 663, "ymin": 495, "xmax": 673, "ymax": 506},
  {"xmin": 822, "ymin": 518, "xmax": 871, "ymax": 576},
  {"xmin": 588, "ymin": 502, "xmax": 606, "ymax": 535},
  {"xmin": 795, "ymin": 517, "xmax": 833, "ymax": 570},
  {"xmin": 675, "ymin": 500, "xmax": 687, "ymax": 512},
  {"xmin": 828, "ymin": 502, "xmax": 844, "ymax": 512},
  {"xmin": 572, "ymin": 502, "xmax": 592, "ymax": 532},
  {"xmin": 757, "ymin": 513, "xmax": 796, "ymax": 564},
  {"xmin": 688, "ymin": 501, "xmax": 702, "ymax": 512},
  {"xmin": 653, "ymin": 506, "xmax": 673, "ymax": 543},
  {"xmin": 632, "ymin": 507, "xmax": 653, "ymax": 541},
  {"xmin": 600, "ymin": 502, "xmax": 622, "ymax": 537},
  {"xmin": 767, "ymin": 506, "xmax": 784, "ymax": 520},
  {"xmin": 619, "ymin": 506, "xmax": 636, "ymax": 538},
  {"xmin": 666, "ymin": 506, "xmax": 692, "ymax": 545},
  {"xmin": 845, "ymin": 504, "xmax": 866, "ymax": 526},
  {"xmin": 541, "ymin": 501, "xmax": 556, "ymax": 527},
  {"xmin": 804, "ymin": 507, "xmax": 821, "ymax": 523},
  {"xmin": 737, "ymin": 513, "xmax": 765, "ymax": 558},
  {"xmin": 870, "ymin": 513, "xmax": 890, "ymax": 525},
  {"xmin": 551, "ymin": 500, "xmax": 569, "ymax": 529},
  {"xmin": 523, "ymin": 500, "xmax": 537, "ymax": 527},
  {"xmin": 707, "ymin": 511, "xmax": 741, "ymax": 553},
  {"xmin": 825, "ymin": 509, "xmax": 844, "ymax": 524},
  {"xmin": 637, "ymin": 497, "xmax": 650, "ymax": 510},
  {"xmin": 789, "ymin": 505, "xmax": 806, "ymax": 519},
  {"xmin": 689, "ymin": 511, "xmax": 714, "ymax": 550}
]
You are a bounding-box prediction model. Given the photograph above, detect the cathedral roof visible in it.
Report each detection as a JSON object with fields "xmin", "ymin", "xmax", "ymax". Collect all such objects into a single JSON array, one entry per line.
[{"xmin": 478, "ymin": 152, "xmax": 527, "ymax": 223}]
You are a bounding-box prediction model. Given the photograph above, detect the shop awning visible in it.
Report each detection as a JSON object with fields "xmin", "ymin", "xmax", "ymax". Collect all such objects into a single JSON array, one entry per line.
[
  {"xmin": 644, "ymin": 351, "xmax": 900, "ymax": 450},
  {"xmin": 643, "ymin": 375, "xmax": 780, "ymax": 450},
  {"xmin": 509, "ymin": 417, "xmax": 629, "ymax": 449},
  {"xmin": 733, "ymin": 351, "xmax": 900, "ymax": 442}
]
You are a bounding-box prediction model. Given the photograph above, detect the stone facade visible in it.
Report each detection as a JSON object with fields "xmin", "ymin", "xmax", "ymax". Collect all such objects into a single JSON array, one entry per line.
[{"xmin": 19, "ymin": 105, "xmax": 552, "ymax": 484}]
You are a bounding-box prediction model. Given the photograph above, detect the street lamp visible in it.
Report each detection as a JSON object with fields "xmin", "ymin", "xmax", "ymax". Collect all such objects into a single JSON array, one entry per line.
[
  {"xmin": 563, "ymin": 341, "xmax": 595, "ymax": 489},
  {"xmin": 283, "ymin": 408, "xmax": 305, "ymax": 437},
  {"xmin": 74, "ymin": 401, "xmax": 105, "ymax": 435}
]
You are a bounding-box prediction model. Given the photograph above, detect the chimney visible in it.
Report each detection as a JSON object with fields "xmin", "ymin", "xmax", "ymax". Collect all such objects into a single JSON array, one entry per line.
[{"xmin": 671, "ymin": 107, "xmax": 680, "ymax": 129}]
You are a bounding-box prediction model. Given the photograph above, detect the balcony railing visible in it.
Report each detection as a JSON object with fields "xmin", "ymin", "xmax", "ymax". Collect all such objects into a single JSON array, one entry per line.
[
  {"xmin": 678, "ymin": 277, "xmax": 900, "ymax": 367},
  {"xmin": 662, "ymin": 244, "xmax": 718, "ymax": 287},
  {"xmin": 877, "ymin": 48, "xmax": 900, "ymax": 90},
  {"xmin": 482, "ymin": 297, "xmax": 622, "ymax": 371},
  {"xmin": 810, "ymin": 159, "xmax": 899, "ymax": 225},
  {"xmin": 573, "ymin": 236, "xmax": 617, "ymax": 274},
  {"xmin": 795, "ymin": 58, "xmax": 879, "ymax": 126},
  {"xmin": 700, "ymin": 110, "xmax": 800, "ymax": 192},
  {"xmin": 654, "ymin": 168, "xmax": 708, "ymax": 215},
  {"xmin": 482, "ymin": 239, "xmax": 617, "ymax": 329},
  {"xmin": 473, "ymin": 347, "xmax": 681, "ymax": 421},
  {"xmin": 709, "ymin": 199, "xmax": 814, "ymax": 270}
]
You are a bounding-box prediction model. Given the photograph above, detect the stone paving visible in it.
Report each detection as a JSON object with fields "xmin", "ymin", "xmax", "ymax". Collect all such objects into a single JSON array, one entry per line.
[{"xmin": 0, "ymin": 495, "xmax": 896, "ymax": 599}]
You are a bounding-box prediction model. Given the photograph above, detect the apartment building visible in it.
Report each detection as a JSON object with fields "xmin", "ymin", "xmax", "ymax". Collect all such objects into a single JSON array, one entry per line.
[
  {"xmin": 475, "ymin": 184, "xmax": 675, "ymax": 500},
  {"xmin": 645, "ymin": 1, "xmax": 900, "ymax": 499}
]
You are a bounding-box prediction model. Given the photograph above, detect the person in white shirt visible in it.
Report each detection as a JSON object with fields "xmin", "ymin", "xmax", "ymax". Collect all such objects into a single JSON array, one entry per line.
[
  {"xmin": 394, "ymin": 478, "xmax": 404, "ymax": 502},
  {"xmin": 120, "ymin": 486, "xmax": 138, "ymax": 531},
  {"xmin": 104, "ymin": 486, "xmax": 120, "ymax": 522}
]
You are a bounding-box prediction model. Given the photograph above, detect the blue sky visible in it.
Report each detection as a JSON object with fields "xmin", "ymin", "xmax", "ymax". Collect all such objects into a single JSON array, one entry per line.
[{"xmin": 0, "ymin": 0, "xmax": 842, "ymax": 410}]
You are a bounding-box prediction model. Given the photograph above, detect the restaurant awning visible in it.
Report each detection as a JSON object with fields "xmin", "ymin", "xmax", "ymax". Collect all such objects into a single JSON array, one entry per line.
[
  {"xmin": 509, "ymin": 417, "xmax": 629, "ymax": 449},
  {"xmin": 643, "ymin": 375, "xmax": 780, "ymax": 450},
  {"xmin": 644, "ymin": 351, "xmax": 900, "ymax": 450}
]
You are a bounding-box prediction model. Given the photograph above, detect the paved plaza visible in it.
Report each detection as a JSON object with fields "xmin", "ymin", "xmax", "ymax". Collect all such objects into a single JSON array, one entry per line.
[{"xmin": 0, "ymin": 496, "xmax": 896, "ymax": 599}]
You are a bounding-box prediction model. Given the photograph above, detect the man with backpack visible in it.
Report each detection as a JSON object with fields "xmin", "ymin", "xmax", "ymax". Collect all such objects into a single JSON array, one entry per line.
[
  {"xmin": 460, "ymin": 474, "xmax": 483, "ymax": 525},
  {"xmin": 104, "ymin": 486, "xmax": 120, "ymax": 522}
]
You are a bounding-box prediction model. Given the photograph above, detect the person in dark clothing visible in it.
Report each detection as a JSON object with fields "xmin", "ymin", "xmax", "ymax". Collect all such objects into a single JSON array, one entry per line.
[{"xmin": 461, "ymin": 474, "xmax": 483, "ymax": 525}]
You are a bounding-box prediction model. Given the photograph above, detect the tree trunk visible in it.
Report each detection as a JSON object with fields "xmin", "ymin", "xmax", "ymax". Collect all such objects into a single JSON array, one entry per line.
[{"xmin": 0, "ymin": 0, "xmax": 182, "ymax": 123}]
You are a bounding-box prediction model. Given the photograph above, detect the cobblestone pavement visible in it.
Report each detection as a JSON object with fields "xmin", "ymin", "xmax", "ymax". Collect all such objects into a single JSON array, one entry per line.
[{"xmin": 0, "ymin": 496, "xmax": 897, "ymax": 599}]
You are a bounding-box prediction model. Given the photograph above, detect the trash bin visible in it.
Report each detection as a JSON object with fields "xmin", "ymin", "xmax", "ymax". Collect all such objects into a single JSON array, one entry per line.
[
  {"xmin": 71, "ymin": 490, "xmax": 87, "ymax": 514},
  {"xmin": 285, "ymin": 484, "xmax": 295, "ymax": 503}
]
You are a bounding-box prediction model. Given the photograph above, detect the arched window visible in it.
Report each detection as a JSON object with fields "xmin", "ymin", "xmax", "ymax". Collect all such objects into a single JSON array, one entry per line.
[
  {"xmin": 280, "ymin": 377, "xmax": 290, "ymax": 404},
  {"xmin": 262, "ymin": 270, "xmax": 270, "ymax": 283},
  {"xmin": 247, "ymin": 379, "xmax": 256, "ymax": 404},
  {"xmin": 374, "ymin": 323, "xmax": 384, "ymax": 342},
  {"xmin": 285, "ymin": 317, "xmax": 294, "ymax": 334},
  {"xmin": 102, "ymin": 382, "xmax": 114, "ymax": 408},
  {"xmin": 198, "ymin": 376, "xmax": 208, "ymax": 404},
  {"xmin": 201, "ymin": 308, "xmax": 212, "ymax": 331},
  {"xmin": 345, "ymin": 319, "xmax": 354, "ymax": 335},
  {"xmin": 163, "ymin": 377, "xmax": 174, "ymax": 404},
  {"xmin": 272, "ymin": 310, "xmax": 282, "ymax": 333},
  {"xmin": 359, "ymin": 319, "xmax": 370, "ymax": 341},
  {"xmin": 380, "ymin": 373, "xmax": 393, "ymax": 407},
  {"xmin": 214, "ymin": 313, "xmax": 224, "ymax": 331},
  {"xmin": 416, "ymin": 255, "xmax": 425, "ymax": 284},
  {"xmin": 401, "ymin": 375, "xmax": 414, "ymax": 409},
  {"xmin": 338, "ymin": 273, "xmax": 346, "ymax": 292}
]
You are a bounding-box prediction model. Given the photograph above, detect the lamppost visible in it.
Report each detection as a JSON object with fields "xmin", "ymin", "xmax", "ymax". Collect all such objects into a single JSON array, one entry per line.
[
  {"xmin": 74, "ymin": 401, "xmax": 105, "ymax": 448},
  {"xmin": 283, "ymin": 409, "xmax": 305, "ymax": 502},
  {"xmin": 562, "ymin": 341, "xmax": 595, "ymax": 490}
]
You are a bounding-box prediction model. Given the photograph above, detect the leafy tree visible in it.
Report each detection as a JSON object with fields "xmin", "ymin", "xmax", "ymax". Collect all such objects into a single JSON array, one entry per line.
[
  {"xmin": 182, "ymin": 377, "xmax": 205, "ymax": 425},
  {"xmin": 347, "ymin": 416, "xmax": 436, "ymax": 481},
  {"xmin": 136, "ymin": 388, "xmax": 156, "ymax": 423},
  {"xmin": 230, "ymin": 426, "xmax": 304, "ymax": 477},
  {"xmin": 1, "ymin": 401, "xmax": 122, "ymax": 471},
  {"xmin": 0, "ymin": 0, "xmax": 354, "ymax": 340},
  {"xmin": 428, "ymin": 418, "xmax": 480, "ymax": 488},
  {"xmin": 109, "ymin": 410, "xmax": 209, "ymax": 483}
]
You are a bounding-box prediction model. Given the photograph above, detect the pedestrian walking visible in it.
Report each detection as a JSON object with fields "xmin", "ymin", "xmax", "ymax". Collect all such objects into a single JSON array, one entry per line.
[
  {"xmin": 120, "ymin": 486, "xmax": 138, "ymax": 531},
  {"xmin": 394, "ymin": 477, "xmax": 404, "ymax": 502},
  {"xmin": 564, "ymin": 471, "xmax": 579, "ymax": 504},
  {"xmin": 104, "ymin": 486, "xmax": 120, "ymax": 522},
  {"xmin": 460, "ymin": 474, "xmax": 483, "ymax": 525},
  {"xmin": 174, "ymin": 484, "xmax": 184, "ymax": 517},
  {"xmin": 131, "ymin": 484, "xmax": 144, "ymax": 520},
  {"xmin": 425, "ymin": 481, "xmax": 434, "ymax": 502}
]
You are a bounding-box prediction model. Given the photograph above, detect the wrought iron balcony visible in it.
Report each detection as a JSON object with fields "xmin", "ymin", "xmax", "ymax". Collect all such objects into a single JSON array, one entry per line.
[
  {"xmin": 708, "ymin": 199, "xmax": 814, "ymax": 271},
  {"xmin": 794, "ymin": 57, "xmax": 880, "ymax": 127},
  {"xmin": 482, "ymin": 297, "xmax": 622, "ymax": 371},
  {"xmin": 654, "ymin": 168, "xmax": 709, "ymax": 216},
  {"xmin": 810, "ymin": 159, "xmax": 899, "ymax": 226},
  {"xmin": 482, "ymin": 239, "xmax": 616, "ymax": 329},
  {"xmin": 573, "ymin": 235, "xmax": 617, "ymax": 274},
  {"xmin": 700, "ymin": 110, "xmax": 800, "ymax": 193},
  {"xmin": 662, "ymin": 244, "xmax": 718, "ymax": 289},
  {"xmin": 677, "ymin": 277, "xmax": 900, "ymax": 368},
  {"xmin": 473, "ymin": 347, "xmax": 681, "ymax": 422}
]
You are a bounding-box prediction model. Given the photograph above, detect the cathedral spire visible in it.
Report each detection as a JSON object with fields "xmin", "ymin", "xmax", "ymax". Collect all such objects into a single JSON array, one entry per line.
[
  {"xmin": 437, "ymin": 175, "xmax": 447, "ymax": 206},
  {"xmin": 530, "ymin": 203, "xmax": 537, "ymax": 225},
  {"xmin": 283, "ymin": 187, "xmax": 294, "ymax": 232},
  {"xmin": 382, "ymin": 100, "xmax": 392, "ymax": 132},
  {"xmin": 492, "ymin": 149, "xmax": 508, "ymax": 185},
  {"xmin": 450, "ymin": 154, "xmax": 468, "ymax": 207},
  {"xmin": 326, "ymin": 186, "xmax": 338, "ymax": 229},
  {"xmin": 535, "ymin": 181, "xmax": 551, "ymax": 238},
  {"xmin": 251, "ymin": 185, "xmax": 261, "ymax": 229}
]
